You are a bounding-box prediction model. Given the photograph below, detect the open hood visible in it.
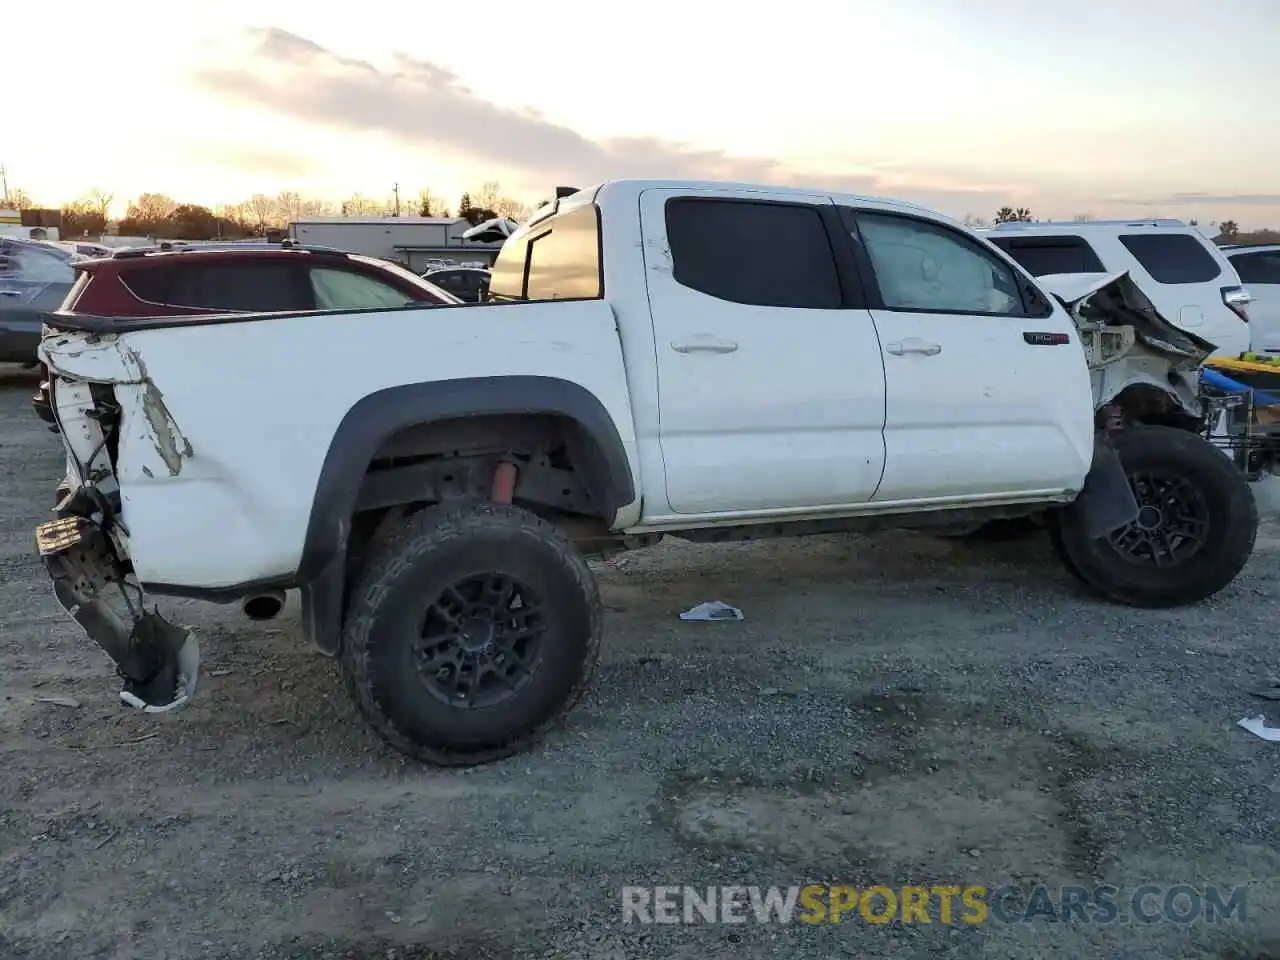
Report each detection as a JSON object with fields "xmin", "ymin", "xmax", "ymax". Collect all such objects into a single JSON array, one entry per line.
[
  {"xmin": 1037, "ymin": 269, "xmax": 1215, "ymax": 367},
  {"xmin": 461, "ymin": 217, "xmax": 519, "ymax": 243}
]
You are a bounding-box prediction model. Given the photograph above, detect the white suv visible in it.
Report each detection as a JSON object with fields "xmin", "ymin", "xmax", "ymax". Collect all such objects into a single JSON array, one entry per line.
[
  {"xmin": 984, "ymin": 219, "xmax": 1252, "ymax": 358},
  {"xmin": 1221, "ymin": 244, "xmax": 1280, "ymax": 354}
]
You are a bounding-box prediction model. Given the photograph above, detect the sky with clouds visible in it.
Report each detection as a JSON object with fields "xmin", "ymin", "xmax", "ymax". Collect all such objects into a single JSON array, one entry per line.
[{"xmin": 7, "ymin": 0, "xmax": 1280, "ymax": 226}]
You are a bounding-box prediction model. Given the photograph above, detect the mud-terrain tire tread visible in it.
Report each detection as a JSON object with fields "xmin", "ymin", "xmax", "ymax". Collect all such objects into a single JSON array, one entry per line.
[
  {"xmin": 339, "ymin": 501, "xmax": 602, "ymax": 766},
  {"xmin": 1056, "ymin": 425, "xmax": 1257, "ymax": 608}
]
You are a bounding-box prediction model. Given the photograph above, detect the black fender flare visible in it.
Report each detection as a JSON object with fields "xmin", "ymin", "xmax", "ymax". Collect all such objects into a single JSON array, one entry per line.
[{"xmin": 295, "ymin": 375, "xmax": 635, "ymax": 654}]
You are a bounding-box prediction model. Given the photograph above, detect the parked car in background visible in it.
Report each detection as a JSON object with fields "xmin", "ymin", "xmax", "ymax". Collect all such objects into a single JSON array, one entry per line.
[
  {"xmin": 1222, "ymin": 243, "xmax": 1280, "ymax": 354},
  {"xmin": 57, "ymin": 240, "xmax": 460, "ymax": 318},
  {"xmin": 983, "ymin": 219, "xmax": 1251, "ymax": 358},
  {"xmin": 0, "ymin": 237, "xmax": 81, "ymax": 364},
  {"xmin": 32, "ymin": 240, "xmax": 460, "ymax": 424},
  {"xmin": 423, "ymin": 264, "xmax": 491, "ymax": 302},
  {"xmin": 50, "ymin": 240, "xmax": 114, "ymax": 258}
]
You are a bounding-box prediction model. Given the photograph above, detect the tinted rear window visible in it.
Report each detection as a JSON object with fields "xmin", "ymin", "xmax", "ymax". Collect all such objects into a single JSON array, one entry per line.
[
  {"xmin": 1118, "ymin": 234, "xmax": 1222, "ymax": 284},
  {"xmin": 489, "ymin": 204, "xmax": 601, "ymax": 302},
  {"xmin": 123, "ymin": 261, "xmax": 309, "ymax": 311},
  {"xmin": 987, "ymin": 236, "xmax": 1105, "ymax": 276},
  {"xmin": 664, "ymin": 197, "xmax": 842, "ymax": 309},
  {"xmin": 1231, "ymin": 251, "xmax": 1280, "ymax": 285}
]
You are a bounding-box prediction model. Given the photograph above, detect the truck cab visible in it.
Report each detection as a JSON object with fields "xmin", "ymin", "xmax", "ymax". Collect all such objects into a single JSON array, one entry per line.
[{"xmin": 491, "ymin": 181, "xmax": 1096, "ymax": 522}]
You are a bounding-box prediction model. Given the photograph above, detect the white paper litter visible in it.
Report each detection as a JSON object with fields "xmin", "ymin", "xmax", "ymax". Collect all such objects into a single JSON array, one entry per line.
[
  {"xmin": 1238, "ymin": 715, "xmax": 1280, "ymax": 742},
  {"xmin": 679, "ymin": 601, "xmax": 744, "ymax": 622}
]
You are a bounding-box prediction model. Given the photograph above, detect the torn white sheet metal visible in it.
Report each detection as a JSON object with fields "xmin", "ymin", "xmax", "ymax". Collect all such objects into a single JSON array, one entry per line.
[
  {"xmin": 680, "ymin": 601, "xmax": 744, "ymax": 621},
  {"xmin": 1036, "ymin": 271, "xmax": 1129, "ymax": 306},
  {"xmin": 1038, "ymin": 269, "xmax": 1214, "ymax": 368},
  {"xmin": 461, "ymin": 217, "xmax": 519, "ymax": 242},
  {"xmin": 1238, "ymin": 714, "xmax": 1280, "ymax": 742}
]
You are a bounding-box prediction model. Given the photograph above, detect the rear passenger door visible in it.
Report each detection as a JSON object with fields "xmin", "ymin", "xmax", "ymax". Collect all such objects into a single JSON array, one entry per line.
[
  {"xmin": 1229, "ymin": 250, "xmax": 1280, "ymax": 353},
  {"xmin": 841, "ymin": 207, "xmax": 1095, "ymax": 502},
  {"xmin": 638, "ymin": 188, "xmax": 888, "ymax": 516}
]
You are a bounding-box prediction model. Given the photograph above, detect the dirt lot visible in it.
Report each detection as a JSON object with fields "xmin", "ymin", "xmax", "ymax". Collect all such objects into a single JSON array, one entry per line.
[{"xmin": 1, "ymin": 366, "xmax": 1279, "ymax": 960}]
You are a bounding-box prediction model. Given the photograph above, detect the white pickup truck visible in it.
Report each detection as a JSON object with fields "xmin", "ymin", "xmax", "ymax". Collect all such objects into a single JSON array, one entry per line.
[{"xmin": 35, "ymin": 179, "xmax": 1257, "ymax": 766}]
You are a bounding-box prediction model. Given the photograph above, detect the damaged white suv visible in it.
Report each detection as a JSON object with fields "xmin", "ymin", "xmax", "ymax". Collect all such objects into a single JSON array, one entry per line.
[{"xmin": 35, "ymin": 180, "xmax": 1257, "ymax": 765}]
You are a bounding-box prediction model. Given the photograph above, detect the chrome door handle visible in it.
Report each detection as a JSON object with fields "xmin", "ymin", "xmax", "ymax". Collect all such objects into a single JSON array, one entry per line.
[
  {"xmin": 886, "ymin": 339, "xmax": 942, "ymax": 356},
  {"xmin": 671, "ymin": 336, "xmax": 739, "ymax": 354}
]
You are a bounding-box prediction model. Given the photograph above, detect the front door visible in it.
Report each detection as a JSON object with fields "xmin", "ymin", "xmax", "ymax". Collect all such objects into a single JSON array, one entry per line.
[
  {"xmin": 639, "ymin": 188, "xmax": 888, "ymax": 516},
  {"xmin": 838, "ymin": 206, "xmax": 1095, "ymax": 503}
]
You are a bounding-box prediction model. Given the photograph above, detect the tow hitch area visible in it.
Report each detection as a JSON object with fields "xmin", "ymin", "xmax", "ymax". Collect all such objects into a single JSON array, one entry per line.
[{"xmin": 36, "ymin": 514, "xmax": 200, "ymax": 714}]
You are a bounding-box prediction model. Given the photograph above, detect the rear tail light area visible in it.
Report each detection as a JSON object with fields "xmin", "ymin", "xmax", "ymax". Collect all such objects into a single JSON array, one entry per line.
[
  {"xmin": 32, "ymin": 363, "xmax": 57, "ymax": 428},
  {"xmin": 1222, "ymin": 285, "xmax": 1251, "ymax": 323}
]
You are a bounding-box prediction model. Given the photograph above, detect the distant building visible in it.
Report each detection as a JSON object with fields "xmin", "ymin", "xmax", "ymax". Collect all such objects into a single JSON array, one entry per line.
[
  {"xmin": 288, "ymin": 216, "xmax": 504, "ymax": 271},
  {"xmin": 0, "ymin": 209, "xmax": 59, "ymax": 241}
]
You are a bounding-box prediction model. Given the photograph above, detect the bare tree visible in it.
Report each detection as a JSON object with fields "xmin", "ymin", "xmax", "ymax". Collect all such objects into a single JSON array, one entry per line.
[
  {"xmin": 87, "ymin": 188, "xmax": 113, "ymax": 221},
  {"xmin": 130, "ymin": 193, "xmax": 177, "ymax": 222},
  {"xmin": 961, "ymin": 214, "xmax": 990, "ymax": 229},
  {"xmin": 274, "ymin": 191, "xmax": 304, "ymax": 225},
  {"xmin": 474, "ymin": 181, "xmax": 502, "ymax": 213},
  {"xmin": 297, "ymin": 198, "xmax": 334, "ymax": 218},
  {"xmin": 417, "ymin": 189, "xmax": 443, "ymax": 217},
  {"xmin": 341, "ymin": 193, "xmax": 384, "ymax": 217},
  {"xmin": 246, "ymin": 194, "xmax": 276, "ymax": 234},
  {"xmin": 3, "ymin": 187, "xmax": 34, "ymax": 210},
  {"xmin": 494, "ymin": 196, "xmax": 531, "ymax": 221},
  {"xmin": 62, "ymin": 197, "xmax": 109, "ymax": 237}
]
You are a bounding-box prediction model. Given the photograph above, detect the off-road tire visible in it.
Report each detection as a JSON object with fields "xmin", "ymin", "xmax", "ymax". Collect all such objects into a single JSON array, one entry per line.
[
  {"xmin": 339, "ymin": 501, "xmax": 603, "ymax": 766},
  {"xmin": 1055, "ymin": 425, "xmax": 1257, "ymax": 608}
]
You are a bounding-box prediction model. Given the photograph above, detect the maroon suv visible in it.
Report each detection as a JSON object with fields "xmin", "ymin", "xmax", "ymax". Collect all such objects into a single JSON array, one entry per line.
[
  {"xmin": 34, "ymin": 241, "xmax": 460, "ymax": 425},
  {"xmin": 60, "ymin": 240, "xmax": 458, "ymax": 316}
]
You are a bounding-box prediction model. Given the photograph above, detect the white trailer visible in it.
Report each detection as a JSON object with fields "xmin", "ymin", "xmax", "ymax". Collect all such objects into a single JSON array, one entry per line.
[{"xmin": 288, "ymin": 217, "xmax": 502, "ymax": 271}]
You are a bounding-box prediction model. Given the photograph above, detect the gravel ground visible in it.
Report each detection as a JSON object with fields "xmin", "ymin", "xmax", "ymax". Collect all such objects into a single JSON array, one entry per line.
[{"xmin": 1, "ymin": 364, "xmax": 1279, "ymax": 960}]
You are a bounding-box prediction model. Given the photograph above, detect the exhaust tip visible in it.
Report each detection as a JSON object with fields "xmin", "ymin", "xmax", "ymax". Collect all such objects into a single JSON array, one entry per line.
[{"xmin": 242, "ymin": 590, "xmax": 285, "ymax": 621}]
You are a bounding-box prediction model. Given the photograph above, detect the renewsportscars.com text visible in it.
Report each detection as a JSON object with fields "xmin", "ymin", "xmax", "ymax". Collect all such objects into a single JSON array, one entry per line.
[{"xmin": 621, "ymin": 884, "xmax": 1248, "ymax": 925}]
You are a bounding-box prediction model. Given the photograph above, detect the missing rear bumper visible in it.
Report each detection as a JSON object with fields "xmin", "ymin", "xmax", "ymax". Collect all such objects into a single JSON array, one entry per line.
[{"xmin": 36, "ymin": 513, "xmax": 200, "ymax": 713}]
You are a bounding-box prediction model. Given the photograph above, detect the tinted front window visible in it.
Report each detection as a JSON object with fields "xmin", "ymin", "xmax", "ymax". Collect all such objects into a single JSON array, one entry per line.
[
  {"xmin": 489, "ymin": 203, "xmax": 601, "ymax": 302},
  {"xmin": 124, "ymin": 261, "xmax": 308, "ymax": 311},
  {"xmin": 665, "ymin": 198, "xmax": 841, "ymax": 309},
  {"xmin": 987, "ymin": 236, "xmax": 1105, "ymax": 276},
  {"xmin": 1231, "ymin": 251, "xmax": 1280, "ymax": 285},
  {"xmin": 1118, "ymin": 234, "xmax": 1222, "ymax": 284},
  {"xmin": 856, "ymin": 213, "xmax": 1025, "ymax": 315}
]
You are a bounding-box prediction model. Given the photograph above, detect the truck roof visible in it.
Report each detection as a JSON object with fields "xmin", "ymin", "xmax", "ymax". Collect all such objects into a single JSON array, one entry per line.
[
  {"xmin": 527, "ymin": 178, "xmax": 941, "ymax": 231},
  {"xmin": 291, "ymin": 217, "xmax": 462, "ymax": 226}
]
